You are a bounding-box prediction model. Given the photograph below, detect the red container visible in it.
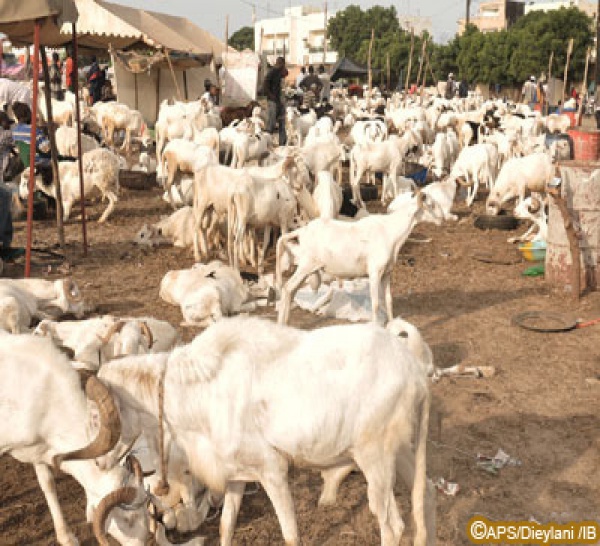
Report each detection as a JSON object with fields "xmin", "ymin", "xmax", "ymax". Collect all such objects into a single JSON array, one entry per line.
[{"xmin": 567, "ymin": 128, "xmax": 600, "ymax": 161}]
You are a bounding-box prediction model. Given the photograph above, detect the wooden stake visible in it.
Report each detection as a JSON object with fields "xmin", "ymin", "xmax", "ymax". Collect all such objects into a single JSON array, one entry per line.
[
  {"xmin": 577, "ymin": 46, "xmax": 591, "ymax": 125},
  {"xmin": 561, "ymin": 38, "xmax": 574, "ymax": 108},
  {"xmin": 72, "ymin": 24, "xmax": 88, "ymax": 255},
  {"xmin": 405, "ymin": 28, "xmax": 414, "ymax": 95},
  {"xmin": 25, "ymin": 22, "xmax": 40, "ymax": 278},
  {"xmin": 546, "ymin": 50, "xmax": 553, "ymax": 115},
  {"xmin": 224, "ymin": 14, "xmax": 229, "ymax": 61},
  {"xmin": 323, "ymin": 0, "xmax": 328, "ymax": 65},
  {"xmin": 416, "ymin": 36, "xmax": 427, "ymax": 92},
  {"xmin": 386, "ymin": 52, "xmax": 390, "ymax": 90},
  {"xmin": 165, "ymin": 48, "xmax": 182, "ymax": 101},
  {"xmin": 40, "ymin": 45, "xmax": 65, "ymax": 249},
  {"xmin": 367, "ymin": 28, "xmax": 374, "ymax": 93}
]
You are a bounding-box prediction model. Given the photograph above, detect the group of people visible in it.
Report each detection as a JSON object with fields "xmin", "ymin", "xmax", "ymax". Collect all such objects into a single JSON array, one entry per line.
[
  {"xmin": 445, "ymin": 73, "xmax": 469, "ymax": 100},
  {"xmin": 264, "ymin": 58, "xmax": 333, "ymax": 146},
  {"xmin": 47, "ymin": 50, "xmax": 115, "ymax": 105},
  {"xmin": 0, "ymin": 101, "xmax": 50, "ymax": 262}
]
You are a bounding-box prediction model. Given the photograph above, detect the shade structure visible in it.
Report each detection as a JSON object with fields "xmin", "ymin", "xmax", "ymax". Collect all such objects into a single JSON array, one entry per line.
[
  {"xmin": 330, "ymin": 57, "xmax": 377, "ymax": 82},
  {"xmin": 0, "ymin": 0, "xmax": 79, "ymax": 276},
  {"xmin": 0, "ymin": 0, "xmax": 78, "ymax": 46},
  {"xmin": 58, "ymin": 0, "xmax": 234, "ymax": 63}
]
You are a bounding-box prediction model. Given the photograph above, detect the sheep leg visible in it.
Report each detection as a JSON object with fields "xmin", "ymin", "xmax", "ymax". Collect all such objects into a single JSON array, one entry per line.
[
  {"xmin": 193, "ymin": 208, "xmax": 209, "ymax": 262},
  {"xmin": 382, "ymin": 272, "xmax": 394, "ymax": 323},
  {"xmin": 258, "ymin": 225, "xmax": 271, "ymax": 275},
  {"xmin": 62, "ymin": 200, "xmax": 73, "ymax": 222},
  {"xmin": 368, "ymin": 270, "xmax": 385, "ymax": 325},
  {"xmin": 278, "ymin": 263, "xmax": 320, "ymax": 324},
  {"xmin": 34, "ymin": 464, "xmax": 78, "ymax": 546},
  {"xmin": 220, "ymin": 482, "xmax": 246, "ymax": 546},
  {"xmin": 98, "ymin": 191, "xmax": 118, "ymax": 223}
]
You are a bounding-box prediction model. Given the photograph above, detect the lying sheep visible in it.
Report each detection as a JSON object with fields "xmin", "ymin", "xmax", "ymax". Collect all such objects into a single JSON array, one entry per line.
[
  {"xmin": 134, "ymin": 206, "xmax": 195, "ymax": 248},
  {"xmin": 159, "ymin": 261, "xmax": 256, "ymax": 327}
]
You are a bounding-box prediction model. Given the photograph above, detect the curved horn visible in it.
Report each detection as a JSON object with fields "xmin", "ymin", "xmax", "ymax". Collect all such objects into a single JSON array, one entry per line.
[
  {"xmin": 528, "ymin": 197, "xmax": 541, "ymax": 213},
  {"xmin": 92, "ymin": 487, "xmax": 139, "ymax": 546},
  {"xmin": 53, "ymin": 376, "xmax": 122, "ymax": 468},
  {"xmin": 139, "ymin": 321, "xmax": 154, "ymax": 349},
  {"xmin": 62, "ymin": 279, "xmax": 84, "ymax": 303},
  {"xmin": 97, "ymin": 320, "xmax": 126, "ymax": 346}
]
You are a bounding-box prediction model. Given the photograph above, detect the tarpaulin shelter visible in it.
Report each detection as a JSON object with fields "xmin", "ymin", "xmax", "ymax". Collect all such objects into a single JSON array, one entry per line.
[
  {"xmin": 330, "ymin": 57, "xmax": 375, "ymax": 82},
  {"xmin": 59, "ymin": 0, "xmax": 234, "ymax": 123},
  {"xmin": 0, "ymin": 0, "xmax": 86, "ymax": 277}
]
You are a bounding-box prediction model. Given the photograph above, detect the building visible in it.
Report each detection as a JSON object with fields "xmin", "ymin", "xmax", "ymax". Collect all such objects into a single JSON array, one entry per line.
[
  {"xmin": 524, "ymin": 0, "xmax": 596, "ymax": 18},
  {"xmin": 398, "ymin": 14, "xmax": 433, "ymax": 36},
  {"xmin": 458, "ymin": 0, "xmax": 525, "ymax": 34},
  {"xmin": 254, "ymin": 5, "xmax": 338, "ymax": 67}
]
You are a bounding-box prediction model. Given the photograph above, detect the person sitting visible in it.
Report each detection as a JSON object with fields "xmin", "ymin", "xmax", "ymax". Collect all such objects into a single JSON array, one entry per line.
[
  {"xmin": 101, "ymin": 79, "xmax": 116, "ymax": 102},
  {"xmin": 11, "ymin": 102, "xmax": 50, "ymax": 162},
  {"xmin": 0, "ymin": 112, "xmax": 24, "ymax": 262}
]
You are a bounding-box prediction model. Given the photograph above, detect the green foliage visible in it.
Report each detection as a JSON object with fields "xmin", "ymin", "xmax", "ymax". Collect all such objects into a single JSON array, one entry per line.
[
  {"xmin": 432, "ymin": 7, "xmax": 594, "ymax": 85},
  {"xmin": 229, "ymin": 26, "xmax": 254, "ymax": 52}
]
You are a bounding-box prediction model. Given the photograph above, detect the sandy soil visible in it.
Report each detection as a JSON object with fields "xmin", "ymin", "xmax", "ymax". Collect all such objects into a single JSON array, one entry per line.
[{"xmin": 1, "ymin": 183, "xmax": 599, "ymax": 546}]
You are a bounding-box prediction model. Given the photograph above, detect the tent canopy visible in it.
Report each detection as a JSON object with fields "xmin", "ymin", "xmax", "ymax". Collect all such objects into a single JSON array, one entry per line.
[
  {"xmin": 61, "ymin": 0, "xmax": 232, "ymax": 63},
  {"xmin": 0, "ymin": 0, "xmax": 78, "ymax": 46},
  {"xmin": 330, "ymin": 57, "xmax": 376, "ymax": 82}
]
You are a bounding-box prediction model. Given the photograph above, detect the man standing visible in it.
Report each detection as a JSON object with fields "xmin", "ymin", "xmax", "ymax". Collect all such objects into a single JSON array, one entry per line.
[
  {"xmin": 49, "ymin": 52, "xmax": 64, "ymax": 101},
  {"xmin": 87, "ymin": 56, "xmax": 104, "ymax": 105},
  {"xmin": 264, "ymin": 56, "xmax": 287, "ymax": 146},
  {"xmin": 522, "ymin": 76, "xmax": 537, "ymax": 108},
  {"xmin": 444, "ymin": 73, "xmax": 456, "ymax": 100},
  {"xmin": 64, "ymin": 47, "xmax": 75, "ymax": 94},
  {"xmin": 318, "ymin": 64, "xmax": 331, "ymax": 103}
]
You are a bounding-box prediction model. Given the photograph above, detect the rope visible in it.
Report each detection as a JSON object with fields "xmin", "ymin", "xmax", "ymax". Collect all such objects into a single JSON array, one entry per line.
[{"xmin": 155, "ymin": 371, "xmax": 170, "ymax": 496}]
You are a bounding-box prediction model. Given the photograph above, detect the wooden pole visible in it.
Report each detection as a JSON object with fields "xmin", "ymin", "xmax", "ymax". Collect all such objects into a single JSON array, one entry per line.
[
  {"xmin": 323, "ymin": 0, "xmax": 328, "ymax": 65},
  {"xmin": 466, "ymin": 0, "xmax": 472, "ymax": 27},
  {"xmin": 386, "ymin": 52, "xmax": 390, "ymax": 90},
  {"xmin": 416, "ymin": 36, "xmax": 427, "ymax": 92},
  {"xmin": 165, "ymin": 49, "xmax": 182, "ymax": 101},
  {"xmin": 40, "ymin": 45, "xmax": 65, "ymax": 249},
  {"xmin": 25, "ymin": 21, "xmax": 41, "ymax": 278},
  {"xmin": 134, "ymin": 72, "xmax": 139, "ymax": 110},
  {"xmin": 577, "ymin": 46, "xmax": 591, "ymax": 125},
  {"xmin": 561, "ymin": 38, "xmax": 574, "ymax": 108},
  {"xmin": 405, "ymin": 28, "xmax": 414, "ymax": 95},
  {"xmin": 155, "ymin": 67, "xmax": 161, "ymax": 119},
  {"xmin": 72, "ymin": 23, "xmax": 88, "ymax": 255},
  {"xmin": 183, "ymin": 70, "xmax": 188, "ymax": 100},
  {"xmin": 224, "ymin": 15, "xmax": 229, "ymax": 62},
  {"xmin": 546, "ymin": 50, "xmax": 553, "ymax": 115},
  {"xmin": 367, "ymin": 28, "xmax": 374, "ymax": 94}
]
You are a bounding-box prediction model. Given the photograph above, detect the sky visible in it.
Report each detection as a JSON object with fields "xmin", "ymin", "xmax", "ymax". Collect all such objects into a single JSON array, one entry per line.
[{"xmin": 115, "ymin": 0, "xmax": 471, "ymax": 45}]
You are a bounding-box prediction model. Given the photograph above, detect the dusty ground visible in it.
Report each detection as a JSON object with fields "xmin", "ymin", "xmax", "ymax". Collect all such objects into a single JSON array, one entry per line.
[{"xmin": 1, "ymin": 182, "xmax": 599, "ymax": 546}]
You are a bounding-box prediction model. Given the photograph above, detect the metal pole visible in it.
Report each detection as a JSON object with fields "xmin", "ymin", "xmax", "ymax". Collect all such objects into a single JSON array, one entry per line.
[
  {"xmin": 25, "ymin": 22, "xmax": 41, "ymax": 278},
  {"xmin": 72, "ymin": 23, "xmax": 88, "ymax": 255},
  {"xmin": 595, "ymin": 2, "xmax": 600, "ymax": 99}
]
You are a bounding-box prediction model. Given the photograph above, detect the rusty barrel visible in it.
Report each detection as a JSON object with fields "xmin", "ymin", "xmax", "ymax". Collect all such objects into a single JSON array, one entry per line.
[
  {"xmin": 567, "ymin": 128, "xmax": 600, "ymax": 161},
  {"xmin": 546, "ymin": 163, "xmax": 600, "ymax": 293}
]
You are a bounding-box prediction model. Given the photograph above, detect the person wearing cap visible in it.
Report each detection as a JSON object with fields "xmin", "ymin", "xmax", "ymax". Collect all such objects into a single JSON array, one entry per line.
[
  {"xmin": 445, "ymin": 73, "xmax": 456, "ymax": 100},
  {"xmin": 522, "ymin": 76, "xmax": 537, "ymax": 108}
]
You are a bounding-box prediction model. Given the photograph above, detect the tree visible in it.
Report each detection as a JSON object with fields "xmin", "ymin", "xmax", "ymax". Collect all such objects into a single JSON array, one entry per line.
[{"xmin": 229, "ymin": 26, "xmax": 254, "ymax": 52}]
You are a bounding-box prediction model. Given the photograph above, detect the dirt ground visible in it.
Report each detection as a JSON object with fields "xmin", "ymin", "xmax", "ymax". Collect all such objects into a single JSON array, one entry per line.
[{"xmin": 1, "ymin": 182, "xmax": 599, "ymax": 546}]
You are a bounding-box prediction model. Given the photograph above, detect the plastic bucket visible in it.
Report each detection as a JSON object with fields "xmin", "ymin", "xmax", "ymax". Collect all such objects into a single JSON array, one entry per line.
[{"xmin": 567, "ymin": 128, "xmax": 600, "ymax": 161}]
